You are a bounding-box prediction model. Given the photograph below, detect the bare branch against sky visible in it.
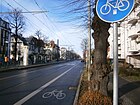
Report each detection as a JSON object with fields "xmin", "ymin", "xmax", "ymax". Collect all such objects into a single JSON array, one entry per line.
[
  {"xmin": 53, "ymin": 0, "xmax": 95, "ymax": 29},
  {"xmin": 6, "ymin": 8, "xmax": 25, "ymax": 34},
  {"xmin": 0, "ymin": 0, "xmax": 97, "ymax": 56}
]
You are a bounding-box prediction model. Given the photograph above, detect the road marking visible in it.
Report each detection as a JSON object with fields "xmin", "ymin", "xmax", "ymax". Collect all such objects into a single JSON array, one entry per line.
[
  {"xmin": 67, "ymin": 64, "xmax": 75, "ymax": 66},
  {"xmin": 14, "ymin": 63, "xmax": 79, "ymax": 105},
  {"xmin": 69, "ymin": 86, "xmax": 77, "ymax": 90}
]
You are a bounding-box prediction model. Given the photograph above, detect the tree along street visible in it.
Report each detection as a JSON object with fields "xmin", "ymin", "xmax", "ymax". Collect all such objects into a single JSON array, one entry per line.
[{"xmin": 0, "ymin": 60, "xmax": 84, "ymax": 105}]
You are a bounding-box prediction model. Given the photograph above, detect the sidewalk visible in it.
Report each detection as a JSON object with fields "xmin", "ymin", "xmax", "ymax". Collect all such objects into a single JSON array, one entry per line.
[
  {"xmin": 0, "ymin": 60, "xmax": 69, "ymax": 72},
  {"xmin": 108, "ymin": 72, "xmax": 140, "ymax": 105},
  {"xmin": 0, "ymin": 63, "xmax": 47, "ymax": 72},
  {"xmin": 119, "ymin": 77, "xmax": 140, "ymax": 105}
]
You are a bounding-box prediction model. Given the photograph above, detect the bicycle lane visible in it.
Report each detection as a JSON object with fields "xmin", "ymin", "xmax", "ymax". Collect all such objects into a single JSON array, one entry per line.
[{"xmin": 14, "ymin": 62, "xmax": 84, "ymax": 105}]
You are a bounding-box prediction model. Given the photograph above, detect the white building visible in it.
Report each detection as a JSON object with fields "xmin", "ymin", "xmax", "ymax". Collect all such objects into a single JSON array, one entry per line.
[
  {"xmin": 60, "ymin": 47, "xmax": 67, "ymax": 60},
  {"xmin": 44, "ymin": 40, "xmax": 60, "ymax": 61},
  {"xmin": 108, "ymin": 2, "xmax": 140, "ymax": 68},
  {"xmin": 10, "ymin": 35, "xmax": 28, "ymax": 66}
]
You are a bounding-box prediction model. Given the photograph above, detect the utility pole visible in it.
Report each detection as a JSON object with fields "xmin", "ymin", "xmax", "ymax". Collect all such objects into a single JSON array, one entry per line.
[{"xmin": 88, "ymin": 0, "xmax": 91, "ymax": 81}]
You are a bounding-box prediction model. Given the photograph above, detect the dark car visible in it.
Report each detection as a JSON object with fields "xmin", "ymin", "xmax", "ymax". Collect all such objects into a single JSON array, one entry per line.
[{"xmin": 81, "ymin": 59, "xmax": 85, "ymax": 62}]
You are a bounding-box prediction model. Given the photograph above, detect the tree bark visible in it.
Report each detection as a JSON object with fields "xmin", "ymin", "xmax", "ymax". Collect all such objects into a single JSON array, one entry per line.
[
  {"xmin": 14, "ymin": 27, "xmax": 18, "ymax": 62},
  {"xmin": 90, "ymin": 8, "xmax": 111, "ymax": 96}
]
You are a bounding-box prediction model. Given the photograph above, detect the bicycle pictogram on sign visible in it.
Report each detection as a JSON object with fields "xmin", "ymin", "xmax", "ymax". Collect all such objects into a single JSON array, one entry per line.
[
  {"xmin": 96, "ymin": 0, "xmax": 135, "ymax": 23},
  {"xmin": 100, "ymin": 0, "xmax": 130, "ymax": 15}
]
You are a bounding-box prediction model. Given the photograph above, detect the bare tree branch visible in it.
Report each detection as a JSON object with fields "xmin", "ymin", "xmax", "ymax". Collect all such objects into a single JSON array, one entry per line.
[
  {"xmin": 5, "ymin": 8, "xmax": 26, "ymax": 61},
  {"xmin": 6, "ymin": 8, "xmax": 25, "ymax": 34}
]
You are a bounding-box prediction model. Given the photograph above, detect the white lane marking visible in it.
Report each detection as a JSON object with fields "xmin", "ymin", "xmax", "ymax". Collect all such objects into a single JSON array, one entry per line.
[
  {"xmin": 0, "ymin": 65, "xmax": 66, "ymax": 81},
  {"xmin": 14, "ymin": 63, "xmax": 79, "ymax": 105},
  {"xmin": 66, "ymin": 64, "xmax": 75, "ymax": 66}
]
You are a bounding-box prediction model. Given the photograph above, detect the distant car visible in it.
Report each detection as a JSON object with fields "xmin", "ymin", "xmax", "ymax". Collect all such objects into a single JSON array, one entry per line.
[{"xmin": 81, "ymin": 59, "xmax": 84, "ymax": 62}]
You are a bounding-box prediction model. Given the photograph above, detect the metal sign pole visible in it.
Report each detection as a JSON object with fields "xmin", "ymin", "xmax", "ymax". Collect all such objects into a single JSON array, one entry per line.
[
  {"xmin": 96, "ymin": 0, "xmax": 134, "ymax": 105},
  {"xmin": 113, "ymin": 22, "xmax": 118, "ymax": 105}
]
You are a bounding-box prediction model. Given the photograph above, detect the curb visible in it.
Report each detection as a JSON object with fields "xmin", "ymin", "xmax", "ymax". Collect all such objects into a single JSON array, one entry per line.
[
  {"xmin": 73, "ymin": 69, "xmax": 84, "ymax": 105},
  {"xmin": 72, "ymin": 71, "xmax": 135, "ymax": 105},
  {"xmin": 120, "ymin": 95, "xmax": 135, "ymax": 105},
  {"xmin": 0, "ymin": 60, "xmax": 70, "ymax": 72}
]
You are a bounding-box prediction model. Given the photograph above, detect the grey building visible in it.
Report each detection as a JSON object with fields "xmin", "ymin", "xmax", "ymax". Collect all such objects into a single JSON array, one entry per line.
[{"xmin": 0, "ymin": 18, "xmax": 11, "ymax": 63}]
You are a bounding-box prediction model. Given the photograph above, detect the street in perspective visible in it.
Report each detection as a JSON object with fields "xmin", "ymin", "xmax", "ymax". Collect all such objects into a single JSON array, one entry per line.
[
  {"xmin": 0, "ymin": 0, "xmax": 140, "ymax": 105},
  {"xmin": 0, "ymin": 61, "xmax": 84, "ymax": 105}
]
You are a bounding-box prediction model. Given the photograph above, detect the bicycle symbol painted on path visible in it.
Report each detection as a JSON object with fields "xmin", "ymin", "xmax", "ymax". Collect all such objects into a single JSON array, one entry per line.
[
  {"xmin": 100, "ymin": 0, "xmax": 130, "ymax": 15},
  {"xmin": 42, "ymin": 89, "xmax": 66, "ymax": 100}
]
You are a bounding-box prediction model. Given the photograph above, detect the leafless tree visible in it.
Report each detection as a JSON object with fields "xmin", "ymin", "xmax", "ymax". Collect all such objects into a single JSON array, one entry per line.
[
  {"xmin": 54, "ymin": 0, "xmax": 95, "ymax": 29},
  {"xmin": 7, "ymin": 8, "xmax": 25, "ymax": 61},
  {"xmin": 34, "ymin": 30, "xmax": 44, "ymax": 54},
  {"xmin": 59, "ymin": 0, "xmax": 112, "ymax": 98},
  {"xmin": 42, "ymin": 36, "xmax": 49, "ymax": 43},
  {"xmin": 35, "ymin": 30, "xmax": 42, "ymax": 39},
  {"xmin": 81, "ymin": 38, "xmax": 88, "ymax": 51},
  {"xmin": 35, "ymin": 30, "xmax": 48, "ymax": 42}
]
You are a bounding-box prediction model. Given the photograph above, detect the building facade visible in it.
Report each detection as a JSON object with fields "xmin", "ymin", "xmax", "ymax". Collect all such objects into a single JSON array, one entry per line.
[
  {"xmin": 60, "ymin": 47, "xmax": 67, "ymax": 60},
  {"xmin": 10, "ymin": 34, "xmax": 28, "ymax": 65},
  {"xmin": 0, "ymin": 18, "xmax": 11, "ymax": 64},
  {"xmin": 108, "ymin": 3, "xmax": 140, "ymax": 68}
]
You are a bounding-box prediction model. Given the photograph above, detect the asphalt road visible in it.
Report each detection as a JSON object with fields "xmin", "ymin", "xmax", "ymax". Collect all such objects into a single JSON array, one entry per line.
[{"xmin": 0, "ymin": 60, "xmax": 84, "ymax": 105}]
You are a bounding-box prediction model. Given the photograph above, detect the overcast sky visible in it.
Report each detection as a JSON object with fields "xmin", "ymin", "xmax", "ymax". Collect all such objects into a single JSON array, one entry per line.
[{"xmin": 0, "ymin": 0, "xmax": 94, "ymax": 57}]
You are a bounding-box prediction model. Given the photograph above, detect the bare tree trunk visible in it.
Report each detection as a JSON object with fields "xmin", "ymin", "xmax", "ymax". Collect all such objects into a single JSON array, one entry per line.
[
  {"xmin": 90, "ymin": 8, "xmax": 111, "ymax": 96},
  {"xmin": 14, "ymin": 27, "xmax": 18, "ymax": 62},
  {"xmin": 14, "ymin": 36, "xmax": 17, "ymax": 61}
]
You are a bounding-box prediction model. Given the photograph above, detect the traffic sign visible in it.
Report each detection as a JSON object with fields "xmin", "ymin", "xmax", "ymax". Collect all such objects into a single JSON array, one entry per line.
[{"xmin": 96, "ymin": 0, "xmax": 135, "ymax": 23}]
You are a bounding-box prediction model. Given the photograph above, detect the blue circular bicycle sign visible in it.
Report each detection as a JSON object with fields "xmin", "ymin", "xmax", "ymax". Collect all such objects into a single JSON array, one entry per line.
[{"xmin": 96, "ymin": 0, "xmax": 135, "ymax": 23}]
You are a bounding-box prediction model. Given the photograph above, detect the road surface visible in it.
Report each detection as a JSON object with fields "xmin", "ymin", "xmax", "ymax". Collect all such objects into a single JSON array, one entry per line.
[{"xmin": 0, "ymin": 60, "xmax": 84, "ymax": 105}]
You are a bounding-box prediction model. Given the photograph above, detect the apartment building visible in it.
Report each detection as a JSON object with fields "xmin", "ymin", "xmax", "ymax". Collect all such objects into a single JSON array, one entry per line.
[
  {"xmin": 108, "ymin": 3, "xmax": 140, "ymax": 68},
  {"xmin": 10, "ymin": 34, "xmax": 28, "ymax": 65},
  {"xmin": 0, "ymin": 18, "xmax": 11, "ymax": 63}
]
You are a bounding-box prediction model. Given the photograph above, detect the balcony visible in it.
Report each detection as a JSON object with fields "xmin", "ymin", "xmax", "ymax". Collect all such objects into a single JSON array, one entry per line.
[
  {"xmin": 128, "ymin": 33, "xmax": 139, "ymax": 40},
  {"xmin": 136, "ymin": 36, "xmax": 140, "ymax": 43},
  {"xmin": 128, "ymin": 19, "xmax": 138, "ymax": 26},
  {"xmin": 137, "ymin": 11, "xmax": 140, "ymax": 18},
  {"xmin": 129, "ymin": 49, "xmax": 139, "ymax": 54}
]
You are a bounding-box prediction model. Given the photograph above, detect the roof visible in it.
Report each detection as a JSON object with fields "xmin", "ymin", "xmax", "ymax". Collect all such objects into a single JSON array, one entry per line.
[{"xmin": 11, "ymin": 34, "xmax": 28, "ymax": 45}]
